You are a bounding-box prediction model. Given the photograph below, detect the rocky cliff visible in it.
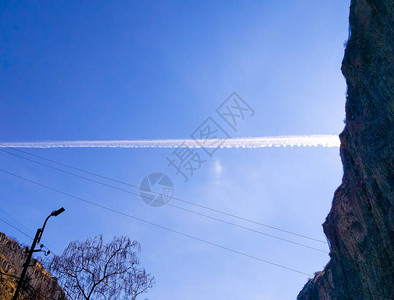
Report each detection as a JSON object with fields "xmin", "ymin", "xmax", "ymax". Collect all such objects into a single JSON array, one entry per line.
[
  {"xmin": 0, "ymin": 232, "xmax": 66, "ymax": 300},
  {"xmin": 298, "ymin": 0, "xmax": 393, "ymax": 299}
]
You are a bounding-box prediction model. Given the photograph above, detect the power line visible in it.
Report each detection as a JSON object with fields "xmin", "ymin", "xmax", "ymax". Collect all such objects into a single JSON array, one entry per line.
[
  {"xmin": 0, "ymin": 144, "xmax": 326, "ymax": 244},
  {"xmin": 1, "ymin": 156, "xmax": 389, "ymax": 297},
  {"xmin": 0, "ymin": 216, "xmax": 33, "ymax": 240},
  {"xmin": 0, "ymin": 207, "xmax": 36, "ymax": 237},
  {"xmin": 0, "ymin": 215, "xmax": 54, "ymax": 255},
  {"xmin": 0, "ymin": 167, "xmax": 313, "ymax": 277},
  {"xmin": 0, "ymin": 147, "xmax": 328, "ymax": 253}
]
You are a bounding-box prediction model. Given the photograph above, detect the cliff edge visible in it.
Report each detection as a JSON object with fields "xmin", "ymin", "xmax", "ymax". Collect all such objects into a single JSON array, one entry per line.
[{"xmin": 298, "ymin": 0, "xmax": 393, "ymax": 299}]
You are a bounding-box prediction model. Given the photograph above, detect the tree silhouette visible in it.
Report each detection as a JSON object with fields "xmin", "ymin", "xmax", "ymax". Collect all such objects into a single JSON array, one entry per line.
[{"xmin": 48, "ymin": 235, "xmax": 154, "ymax": 300}]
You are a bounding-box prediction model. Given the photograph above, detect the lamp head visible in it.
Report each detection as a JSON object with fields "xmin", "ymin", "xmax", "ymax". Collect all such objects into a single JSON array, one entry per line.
[{"xmin": 51, "ymin": 207, "xmax": 65, "ymax": 217}]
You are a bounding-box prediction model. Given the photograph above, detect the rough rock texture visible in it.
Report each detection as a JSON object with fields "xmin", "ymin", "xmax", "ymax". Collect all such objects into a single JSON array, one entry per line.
[
  {"xmin": 0, "ymin": 232, "xmax": 66, "ymax": 300},
  {"xmin": 298, "ymin": 0, "xmax": 393, "ymax": 299}
]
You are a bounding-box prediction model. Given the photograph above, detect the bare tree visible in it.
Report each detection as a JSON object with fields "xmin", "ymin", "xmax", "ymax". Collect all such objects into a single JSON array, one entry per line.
[{"xmin": 48, "ymin": 235, "xmax": 154, "ymax": 300}]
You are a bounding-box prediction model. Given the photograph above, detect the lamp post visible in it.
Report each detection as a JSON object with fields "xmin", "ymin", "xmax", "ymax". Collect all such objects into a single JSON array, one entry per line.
[{"xmin": 12, "ymin": 207, "xmax": 65, "ymax": 300}]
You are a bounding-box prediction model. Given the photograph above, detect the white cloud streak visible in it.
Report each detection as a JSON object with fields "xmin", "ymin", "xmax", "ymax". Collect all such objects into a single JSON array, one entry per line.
[{"xmin": 0, "ymin": 135, "xmax": 339, "ymax": 149}]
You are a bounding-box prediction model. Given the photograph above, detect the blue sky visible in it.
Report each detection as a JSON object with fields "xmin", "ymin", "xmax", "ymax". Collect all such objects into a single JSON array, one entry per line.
[{"xmin": 1, "ymin": 1, "xmax": 350, "ymax": 299}]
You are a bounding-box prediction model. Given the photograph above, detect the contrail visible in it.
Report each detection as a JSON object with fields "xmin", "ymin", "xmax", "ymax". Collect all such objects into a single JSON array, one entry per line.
[{"xmin": 0, "ymin": 135, "xmax": 339, "ymax": 148}]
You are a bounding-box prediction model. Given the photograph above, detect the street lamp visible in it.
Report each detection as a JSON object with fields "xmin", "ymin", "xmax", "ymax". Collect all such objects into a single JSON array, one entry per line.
[
  {"xmin": 12, "ymin": 207, "xmax": 65, "ymax": 300},
  {"xmin": 51, "ymin": 207, "xmax": 65, "ymax": 217}
]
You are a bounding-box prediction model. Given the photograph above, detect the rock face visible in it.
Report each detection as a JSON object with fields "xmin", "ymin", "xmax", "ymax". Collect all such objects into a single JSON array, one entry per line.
[
  {"xmin": 298, "ymin": 0, "xmax": 393, "ymax": 299},
  {"xmin": 0, "ymin": 232, "xmax": 66, "ymax": 300}
]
